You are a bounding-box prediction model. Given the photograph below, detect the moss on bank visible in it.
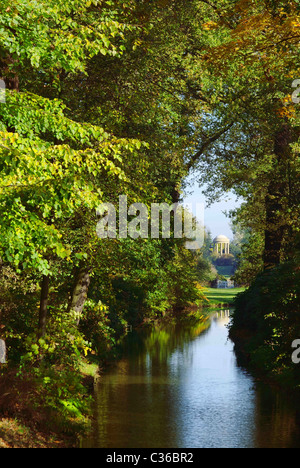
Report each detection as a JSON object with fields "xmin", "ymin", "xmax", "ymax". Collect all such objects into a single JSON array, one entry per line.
[
  {"xmin": 0, "ymin": 418, "xmax": 72, "ymax": 448},
  {"xmin": 0, "ymin": 359, "xmax": 100, "ymax": 448}
]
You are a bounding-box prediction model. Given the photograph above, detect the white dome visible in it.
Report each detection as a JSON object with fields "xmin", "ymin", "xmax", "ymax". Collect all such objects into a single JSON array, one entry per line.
[{"xmin": 213, "ymin": 234, "xmax": 230, "ymax": 243}]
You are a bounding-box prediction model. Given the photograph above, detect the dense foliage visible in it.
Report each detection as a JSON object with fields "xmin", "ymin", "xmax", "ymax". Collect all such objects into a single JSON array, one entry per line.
[
  {"xmin": 0, "ymin": 0, "xmax": 299, "ymax": 440},
  {"xmin": 0, "ymin": 0, "xmax": 206, "ymax": 434},
  {"xmin": 230, "ymin": 243, "xmax": 300, "ymax": 387}
]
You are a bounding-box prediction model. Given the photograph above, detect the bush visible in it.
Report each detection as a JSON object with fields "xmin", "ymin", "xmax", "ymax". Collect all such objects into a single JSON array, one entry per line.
[
  {"xmin": 214, "ymin": 254, "xmax": 236, "ymax": 266},
  {"xmin": 79, "ymin": 299, "xmax": 117, "ymax": 362},
  {"xmin": 230, "ymin": 256, "xmax": 300, "ymax": 386}
]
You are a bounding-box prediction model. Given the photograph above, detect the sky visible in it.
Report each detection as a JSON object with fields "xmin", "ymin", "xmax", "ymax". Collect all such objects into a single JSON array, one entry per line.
[{"xmin": 182, "ymin": 177, "xmax": 242, "ymax": 241}]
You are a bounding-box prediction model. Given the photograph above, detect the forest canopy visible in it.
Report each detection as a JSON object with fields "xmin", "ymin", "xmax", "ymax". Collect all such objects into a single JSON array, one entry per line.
[{"xmin": 0, "ymin": 0, "xmax": 299, "ymax": 440}]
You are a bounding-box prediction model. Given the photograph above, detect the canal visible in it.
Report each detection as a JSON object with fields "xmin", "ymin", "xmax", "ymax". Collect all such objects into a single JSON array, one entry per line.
[{"xmin": 81, "ymin": 310, "xmax": 300, "ymax": 448}]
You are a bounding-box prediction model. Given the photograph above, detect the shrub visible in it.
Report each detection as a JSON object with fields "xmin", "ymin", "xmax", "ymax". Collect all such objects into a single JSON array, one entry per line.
[{"xmin": 230, "ymin": 256, "xmax": 300, "ymax": 385}]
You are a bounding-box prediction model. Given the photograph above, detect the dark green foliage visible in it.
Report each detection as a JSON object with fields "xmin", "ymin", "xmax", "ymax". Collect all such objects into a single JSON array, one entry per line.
[
  {"xmin": 230, "ymin": 248, "xmax": 300, "ymax": 387},
  {"xmin": 196, "ymin": 256, "xmax": 218, "ymax": 284},
  {"xmin": 0, "ymin": 0, "xmax": 299, "ymax": 441},
  {"xmin": 214, "ymin": 254, "xmax": 235, "ymax": 267}
]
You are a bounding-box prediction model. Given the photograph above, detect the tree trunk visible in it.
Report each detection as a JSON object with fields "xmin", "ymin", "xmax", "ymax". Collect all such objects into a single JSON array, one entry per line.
[
  {"xmin": 38, "ymin": 275, "xmax": 50, "ymax": 339},
  {"xmin": 171, "ymin": 185, "xmax": 181, "ymax": 204},
  {"xmin": 263, "ymin": 124, "xmax": 291, "ymax": 269},
  {"xmin": 264, "ymin": 186, "xmax": 285, "ymax": 268},
  {"xmin": 0, "ymin": 55, "xmax": 19, "ymax": 92},
  {"xmin": 68, "ymin": 267, "xmax": 91, "ymax": 325}
]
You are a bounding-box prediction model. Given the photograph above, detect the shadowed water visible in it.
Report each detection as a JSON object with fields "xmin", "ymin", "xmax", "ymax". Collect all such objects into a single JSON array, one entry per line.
[{"xmin": 82, "ymin": 311, "xmax": 300, "ymax": 448}]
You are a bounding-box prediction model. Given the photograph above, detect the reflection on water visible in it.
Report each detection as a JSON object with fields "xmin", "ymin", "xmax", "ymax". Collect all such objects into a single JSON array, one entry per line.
[{"xmin": 81, "ymin": 310, "xmax": 300, "ymax": 448}]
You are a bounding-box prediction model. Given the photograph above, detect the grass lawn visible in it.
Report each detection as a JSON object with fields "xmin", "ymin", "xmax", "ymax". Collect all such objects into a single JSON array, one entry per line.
[{"xmin": 203, "ymin": 287, "xmax": 245, "ymax": 307}]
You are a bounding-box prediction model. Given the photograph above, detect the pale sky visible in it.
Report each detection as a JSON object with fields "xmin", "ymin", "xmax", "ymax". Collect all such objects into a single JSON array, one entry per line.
[{"xmin": 182, "ymin": 178, "xmax": 241, "ymax": 241}]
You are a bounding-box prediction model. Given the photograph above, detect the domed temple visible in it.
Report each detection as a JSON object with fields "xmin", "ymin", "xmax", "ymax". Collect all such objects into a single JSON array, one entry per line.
[{"xmin": 213, "ymin": 234, "xmax": 230, "ymax": 256}]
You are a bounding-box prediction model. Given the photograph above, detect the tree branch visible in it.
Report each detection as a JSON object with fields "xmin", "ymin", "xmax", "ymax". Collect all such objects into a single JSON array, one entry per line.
[{"xmin": 186, "ymin": 121, "xmax": 234, "ymax": 170}]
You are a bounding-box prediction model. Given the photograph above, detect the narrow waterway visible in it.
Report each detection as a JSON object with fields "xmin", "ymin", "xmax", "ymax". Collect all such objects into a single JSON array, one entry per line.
[{"xmin": 82, "ymin": 310, "xmax": 300, "ymax": 448}]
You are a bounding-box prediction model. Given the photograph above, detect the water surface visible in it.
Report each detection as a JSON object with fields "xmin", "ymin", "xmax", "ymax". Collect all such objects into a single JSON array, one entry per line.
[{"xmin": 82, "ymin": 311, "xmax": 300, "ymax": 448}]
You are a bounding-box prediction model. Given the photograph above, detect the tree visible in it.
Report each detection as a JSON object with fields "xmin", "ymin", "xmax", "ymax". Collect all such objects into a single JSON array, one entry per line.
[
  {"xmin": 0, "ymin": 0, "xmax": 145, "ymax": 338},
  {"xmin": 181, "ymin": 0, "xmax": 300, "ymax": 269},
  {"xmin": 0, "ymin": 0, "xmax": 208, "ymax": 378}
]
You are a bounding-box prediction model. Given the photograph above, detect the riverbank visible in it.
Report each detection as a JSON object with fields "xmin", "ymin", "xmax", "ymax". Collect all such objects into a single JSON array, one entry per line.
[
  {"xmin": 0, "ymin": 417, "xmax": 72, "ymax": 448},
  {"xmin": 228, "ymin": 265, "xmax": 300, "ymax": 396},
  {"xmin": 229, "ymin": 323, "xmax": 300, "ymax": 395},
  {"xmin": 81, "ymin": 307, "xmax": 300, "ymax": 448},
  {"xmin": 0, "ymin": 307, "xmax": 209, "ymax": 448},
  {"xmin": 0, "ymin": 359, "xmax": 99, "ymax": 448}
]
